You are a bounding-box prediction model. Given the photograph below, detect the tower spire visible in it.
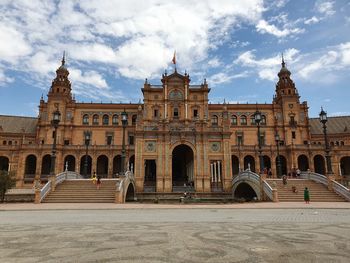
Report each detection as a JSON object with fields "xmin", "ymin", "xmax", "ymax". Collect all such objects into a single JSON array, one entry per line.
[
  {"xmin": 281, "ymin": 53, "xmax": 285, "ymax": 68},
  {"xmin": 61, "ymin": 51, "xmax": 66, "ymax": 66}
]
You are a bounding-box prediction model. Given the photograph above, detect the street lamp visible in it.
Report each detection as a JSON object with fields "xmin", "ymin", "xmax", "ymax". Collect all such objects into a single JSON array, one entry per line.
[
  {"xmin": 319, "ymin": 107, "xmax": 333, "ymax": 174},
  {"xmin": 254, "ymin": 109, "xmax": 264, "ymax": 173},
  {"xmin": 275, "ymin": 133, "xmax": 282, "ymax": 178},
  {"xmin": 50, "ymin": 109, "xmax": 61, "ymax": 176},
  {"xmin": 121, "ymin": 109, "xmax": 128, "ymax": 174},
  {"xmin": 84, "ymin": 130, "xmax": 91, "ymax": 178}
]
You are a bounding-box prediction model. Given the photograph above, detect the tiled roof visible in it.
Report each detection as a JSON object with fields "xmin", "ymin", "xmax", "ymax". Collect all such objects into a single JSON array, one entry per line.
[
  {"xmin": 309, "ymin": 116, "xmax": 350, "ymax": 135},
  {"xmin": 0, "ymin": 115, "xmax": 38, "ymax": 134}
]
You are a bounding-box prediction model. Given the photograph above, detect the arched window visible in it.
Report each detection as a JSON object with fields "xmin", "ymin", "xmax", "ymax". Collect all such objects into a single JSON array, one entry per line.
[
  {"xmin": 250, "ymin": 115, "xmax": 255, "ymax": 125},
  {"xmin": 102, "ymin": 114, "xmax": 109, "ymax": 125},
  {"xmin": 231, "ymin": 115, "xmax": 237, "ymax": 125},
  {"xmin": 83, "ymin": 114, "xmax": 89, "ymax": 125},
  {"xmin": 112, "ymin": 114, "xmax": 118, "ymax": 125},
  {"xmin": 173, "ymin": 107, "xmax": 179, "ymax": 118},
  {"xmin": 211, "ymin": 115, "xmax": 218, "ymax": 126},
  {"xmin": 93, "ymin": 114, "xmax": 99, "ymax": 125},
  {"xmin": 240, "ymin": 115, "xmax": 247, "ymax": 125},
  {"xmin": 132, "ymin": 115, "xmax": 137, "ymax": 125}
]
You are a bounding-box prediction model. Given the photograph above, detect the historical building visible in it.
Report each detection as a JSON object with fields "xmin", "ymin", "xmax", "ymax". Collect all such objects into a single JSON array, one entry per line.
[{"xmin": 1, "ymin": 56, "xmax": 350, "ymax": 193}]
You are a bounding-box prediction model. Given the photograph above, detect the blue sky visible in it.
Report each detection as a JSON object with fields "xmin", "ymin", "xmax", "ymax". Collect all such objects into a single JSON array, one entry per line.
[{"xmin": 0, "ymin": 0, "xmax": 349, "ymax": 117}]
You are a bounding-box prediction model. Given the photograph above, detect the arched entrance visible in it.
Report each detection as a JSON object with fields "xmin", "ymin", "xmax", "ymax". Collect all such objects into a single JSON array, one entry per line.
[
  {"xmin": 24, "ymin": 154, "xmax": 36, "ymax": 183},
  {"xmin": 0, "ymin": 156, "xmax": 9, "ymax": 171},
  {"xmin": 113, "ymin": 155, "xmax": 122, "ymax": 176},
  {"xmin": 314, "ymin": 155, "xmax": 325, "ymax": 174},
  {"xmin": 144, "ymin": 160, "xmax": 156, "ymax": 191},
  {"xmin": 276, "ymin": 155, "xmax": 287, "ymax": 176},
  {"xmin": 298, "ymin": 155, "xmax": 309, "ymax": 171},
  {"xmin": 233, "ymin": 182, "xmax": 258, "ymax": 201},
  {"xmin": 340, "ymin": 156, "xmax": 350, "ymax": 176},
  {"xmin": 129, "ymin": 155, "xmax": 135, "ymax": 173},
  {"xmin": 244, "ymin": 155, "xmax": 255, "ymax": 172},
  {"xmin": 97, "ymin": 155, "xmax": 109, "ymax": 178},
  {"xmin": 41, "ymin": 154, "xmax": 51, "ymax": 181},
  {"xmin": 231, "ymin": 155, "xmax": 239, "ymax": 176},
  {"xmin": 263, "ymin": 155, "xmax": 271, "ymax": 169},
  {"xmin": 125, "ymin": 183, "xmax": 135, "ymax": 202},
  {"xmin": 80, "ymin": 155, "xmax": 92, "ymax": 178},
  {"xmin": 172, "ymin": 144, "xmax": 194, "ymax": 190},
  {"xmin": 64, "ymin": 155, "xmax": 76, "ymax": 171}
]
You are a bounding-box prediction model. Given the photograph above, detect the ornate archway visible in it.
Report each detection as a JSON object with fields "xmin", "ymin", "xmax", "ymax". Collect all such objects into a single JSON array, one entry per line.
[
  {"xmin": 314, "ymin": 155, "xmax": 325, "ymax": 174},
  {"xmin": 97, "ymin": 155, "xmax": 109, "ymax": 178},
  {"xmin": 64, "ymin": 155, "xmax": 76, "ymax": 171},
  {"xmin": 231, "ymin": 155, "xmax": 239, "ymax": 176},
  {"xmin": 172, "ymin": 144, "xmax": 194, "ymax": 190},
  {"xmin": 298, "ymin": 154, "xmax": 309, "ymax": 171},
  {"xmin": 0, "ymin": 156, "xmax": 9, "ymax": 171},
  {"xmin": 244, "ymin": 155, "xmax": 255, "ymax": 172}
]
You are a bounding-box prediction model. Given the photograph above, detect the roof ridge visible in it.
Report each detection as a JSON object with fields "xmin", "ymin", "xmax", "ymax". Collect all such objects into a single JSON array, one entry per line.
[{"xmin": 0, "ymin": 114, "xmax": 38, "ymax": 119}]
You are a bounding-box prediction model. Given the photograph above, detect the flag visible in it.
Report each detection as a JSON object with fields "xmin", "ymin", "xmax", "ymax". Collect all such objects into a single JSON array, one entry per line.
[{"xmin": 172, "ymin": 51, "xmax": 176, "ymax": 64}]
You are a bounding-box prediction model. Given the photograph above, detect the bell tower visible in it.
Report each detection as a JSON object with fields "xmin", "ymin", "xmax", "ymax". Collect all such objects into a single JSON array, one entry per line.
[{"xmin": 48, "ymin": 52, "xmax": 72, "ymax": 102}]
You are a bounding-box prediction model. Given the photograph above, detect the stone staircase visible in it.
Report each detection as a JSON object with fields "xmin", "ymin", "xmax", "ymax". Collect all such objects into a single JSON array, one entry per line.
[
  {"xmin": 43, "ymin": 179, "xmax": 117, "ymax": 203},
  {"xmin": 266, "ymin": 179, "xmax": 346, "ymax": 202}
]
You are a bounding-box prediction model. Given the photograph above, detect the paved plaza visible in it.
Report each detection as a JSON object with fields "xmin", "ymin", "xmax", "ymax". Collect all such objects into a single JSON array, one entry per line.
[{"xmin": 0, "ymin": 203, "xmax": 350, "ymax": 262}]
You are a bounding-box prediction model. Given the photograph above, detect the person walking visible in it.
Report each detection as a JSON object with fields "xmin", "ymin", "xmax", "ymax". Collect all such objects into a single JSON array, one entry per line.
[
  {"xmin": 304, "ymin": 187, "xmax": 310, "ymax": 204},
  {"xmin": 91, "ymin": 171, "xmax": 97, "ymax": 185},
  {"xmin": 96, "ymin": 176, "xmax": 101, "ymax": 190}
]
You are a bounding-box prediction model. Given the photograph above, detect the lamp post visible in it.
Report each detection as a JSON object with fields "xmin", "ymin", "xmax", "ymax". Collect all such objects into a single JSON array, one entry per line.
[
  {"xmin": 319, "ymin": 107, "xmax": 333, "ymax": 174},
  {"xmin": 50, "ymin": 109, "xmax": 61, "ymax": 176},
  {"xmin": 254, "ymin": 109, "xmax": 264, "ymax": 173},
  {"xmin": 84, "ymin": 130, "xmax": 91, "ymax": 178},
  {"xmin": 275, "ymin": 133, "xmax": 282, "ymax": 178},
  {"xmin": 121, "ymin": 110, "xmax": 128, "ymax": 174}
]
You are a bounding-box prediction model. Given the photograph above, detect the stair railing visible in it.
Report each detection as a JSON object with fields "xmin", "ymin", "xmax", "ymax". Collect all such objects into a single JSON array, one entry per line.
[
  {"xmin": 263, "ymin": 181, "xmax": 273, "ymax": 201},
  {"xmin": 332, "ymin": 180, "xmax": 350, "ymax": 201},
  {"xmin": 36, "ymin": 180, "xmax": 51, "ymax": 203},
  {"xmin": 300, "ymin": 171, "xmax": 328, "ymax": 186}
]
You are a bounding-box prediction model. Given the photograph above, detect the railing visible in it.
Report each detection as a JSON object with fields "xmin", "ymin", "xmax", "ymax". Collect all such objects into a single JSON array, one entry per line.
[
  {"xmin": 300, "ymin": 171, "xmax": 328, "ymax": 186},
  {"xmin": 56, "ymin": 171, "xmax": 83, "ymax": 185},
  {"xmin": 332, "ymin": 181, "xmax": 350, "ymax": 201},
  {"xmin": 40, "ymin": 181, "xmax": 51, "ymax": 202},
  {"xmin": 263, "ymin": 181, "xmax": 273, "ymax": 201},
  {"xmin": 233, "ymin": 170, "xmax": 260, "ymax": 186}
]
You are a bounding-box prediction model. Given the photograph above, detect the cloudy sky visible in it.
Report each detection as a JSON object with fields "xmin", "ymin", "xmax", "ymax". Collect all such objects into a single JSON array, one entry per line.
[{"xmin": 0, "ymin": 0, "xmax": 349, "ymax": 117}]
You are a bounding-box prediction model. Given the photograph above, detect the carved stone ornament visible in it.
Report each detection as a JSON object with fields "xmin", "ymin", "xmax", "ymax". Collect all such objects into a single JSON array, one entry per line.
[
  {"xmin": 210, "ymin": 142, "xmax": 221, "ymax": 152},
  {"xmin": 145, "ymin": 141, "xmax": 156, "ymax": 152}
]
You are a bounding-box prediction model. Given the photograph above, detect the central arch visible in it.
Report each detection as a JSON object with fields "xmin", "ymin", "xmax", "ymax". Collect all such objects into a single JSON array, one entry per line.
[{"xmin": 172, "ymin": 144, "xmax": 194, "ymax": 190}]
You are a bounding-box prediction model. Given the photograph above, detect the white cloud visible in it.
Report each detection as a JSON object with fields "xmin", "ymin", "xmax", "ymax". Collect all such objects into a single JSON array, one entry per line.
[
  {"xmin": 207, "ymin": 71, "xmax": 249, "ymax": 86},
  {"xmin": 69, "ymin": 69, "xmax": 108, "ymax": 89},
  {"xmin": 315, "ymin": 0, "xmax": 335, "ymax": 16},
  {"xmin": 0, "ymin": 69, "xmax": 14, "ymax": 86},
  {"xmin": 234, "ymin": 48, "xmax": 300, "ymax": 81},
  {"xmin": 304, "ymin": 16, "xmax": 320, "ymax": 25},
  {"xmin": 0, "ymin": 24, "xmax": 32, "ymax": 63},
  {"xmin": 256, "ymin": 19, "xmax": 304, "ymax": 38}
]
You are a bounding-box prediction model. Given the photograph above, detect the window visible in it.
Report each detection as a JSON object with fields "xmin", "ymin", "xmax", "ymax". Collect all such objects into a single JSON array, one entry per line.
[
  {"xmin": 292, "ymin": 131, "xmax": 296, "ymax": 139},
  {"xmin": 250, "ymin": 116, "xmax": 255, "ymax": 125},
  {"xmin": 259, "ymin": 134, "xmax": 265, "ymax": 146},
  {"xmin": 107, "ymin": 135, "xmax": 113, "ymax": 145},
  {"xmin": 64, "ymin": 140, "xmax": 69, "ymax": 145},
  {"xmin": 102, "ymin": 115, "xmax": 109, "ymax": 125},
  {"xmin": 173, "ymin": 108, "xmax": 179, "ymax": 118},
  {"xmin": 93, "ymin": 114, "xmax": 99, "ymax": 125},
  {"xmin": 193, "ymin": 109, "xmax": 198, "ymax": 118},
  {"xmin": 3, "ymin": 141, "xmax": 6, "ymax": 145},
  {"xmin": 231, "ymin": 115, "xmax": 237, "ymax": 125},
  {"xmin": 237, "ymin": 135, "xmax": 243, "ymax": 146},
  {"xmin": 154, "ymin": 109, "xmax": 159, "ymax": 118},
  {"xmin": 129, "ymin": 135, "xmax": 134, "ymax": 145},
  {"xmin": 83, "ymin": 114, "xmax": 89, "ymax": 125},
  {"xmin": 112, "ymin": 114, "xmax": 118, "ymax": 125},
  {"xmin": 8, "ymin": 141, "xmax": 12, "ymax": 145},
  {"xmin": 132, "ymin": 115, "xmax": 137, "ymax": 125},
  {"xmin": 240, "ymin": 115, "xmax": 247, "ymax": 125},
  {"xmin": 261, "ymin": 115, "xmax": 266, "ymax": 125},
  {"xmin": 341, "ymin": 141, "xmax": 345, "ymax": 146},
  {"xmin": 211, "ymin": 115, "xmax": 218, "ymax": 126}
]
